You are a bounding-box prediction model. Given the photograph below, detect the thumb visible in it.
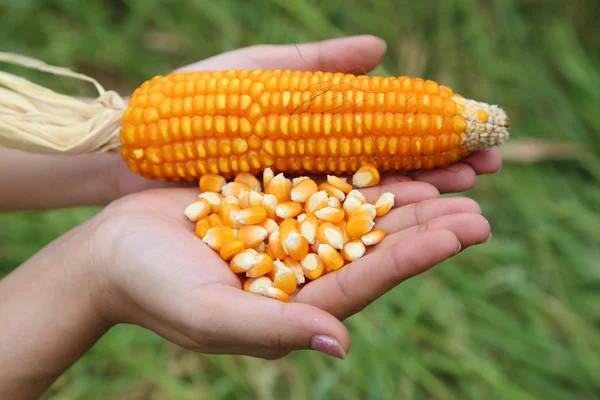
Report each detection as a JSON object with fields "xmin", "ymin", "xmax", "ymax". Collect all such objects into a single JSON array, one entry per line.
[{"xmin": 200, "ymin": 286, "xmax": 350, "ymax": 360}]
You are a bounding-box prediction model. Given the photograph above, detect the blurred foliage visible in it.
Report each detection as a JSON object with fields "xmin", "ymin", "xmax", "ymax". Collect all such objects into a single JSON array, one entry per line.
[{"xmin": 1, "ymin": 0, "xmax": 599, "ymax": 399}]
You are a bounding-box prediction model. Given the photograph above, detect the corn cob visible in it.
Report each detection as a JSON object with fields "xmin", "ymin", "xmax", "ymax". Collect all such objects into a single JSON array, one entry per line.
[{"xmin": 120, "ymin": 70, "xmax": 509, "ymax": 181}]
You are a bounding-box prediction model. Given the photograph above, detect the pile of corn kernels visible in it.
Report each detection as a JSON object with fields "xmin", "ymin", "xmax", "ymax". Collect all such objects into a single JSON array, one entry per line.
[{"xmin": 184, "ymin": 164, "xmax": 394, "ymax": 302}]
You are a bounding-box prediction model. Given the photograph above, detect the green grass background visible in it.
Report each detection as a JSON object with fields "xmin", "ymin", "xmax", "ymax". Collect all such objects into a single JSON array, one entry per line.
[{"xmin": 1, "ymin": 0, "xmax": 600, "ymax": 398}]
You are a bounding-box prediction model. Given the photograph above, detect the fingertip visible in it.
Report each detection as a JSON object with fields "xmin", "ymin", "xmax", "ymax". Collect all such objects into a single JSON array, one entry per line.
[{"xmin": 463, "ymin": 149, "xmax": 503, "ymax": 174}]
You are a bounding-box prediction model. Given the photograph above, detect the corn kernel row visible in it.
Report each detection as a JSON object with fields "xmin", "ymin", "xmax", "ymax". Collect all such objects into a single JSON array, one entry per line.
[{"xmin": 185, "ymin": 168, "xmax": 393, "ymax": 302}]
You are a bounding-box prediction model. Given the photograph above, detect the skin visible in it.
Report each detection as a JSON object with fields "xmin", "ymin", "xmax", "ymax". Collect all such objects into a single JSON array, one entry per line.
[{"xmin": 0, "ymin": 35, "xmax": 498, "ymax": 399}]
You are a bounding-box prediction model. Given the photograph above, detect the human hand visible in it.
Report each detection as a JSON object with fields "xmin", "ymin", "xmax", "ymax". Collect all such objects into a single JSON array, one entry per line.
[
  {"xmin": 110, "ymin": 35, "xmax": 502, "ymax": 198},
  {"xmin": 88, "ymin": 178, "xmax": 490, "ymax": 360}
]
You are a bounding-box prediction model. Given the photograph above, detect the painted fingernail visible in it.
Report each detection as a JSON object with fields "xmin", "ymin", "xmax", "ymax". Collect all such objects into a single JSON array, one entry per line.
[
  {"xmin": 455, "ymin": 243, "xmax": 462, "ymax": 255},
  {"xmin": 311, "ymin": 335, "xmax": 347, "ymax": 360}
]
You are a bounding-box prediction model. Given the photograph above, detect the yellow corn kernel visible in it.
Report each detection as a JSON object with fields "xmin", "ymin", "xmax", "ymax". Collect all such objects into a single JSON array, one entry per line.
[
  {"xmin": 267, "ymin": 230, "xmax": 287, "ymax": 260},
  {"xmin": 246, "ymin": 253, "xmax": 274, "ymax": 278},
  {"xmin": 195, "ymin": 218, "xmax": 211, "ymax": 238},
  {"xmin": 297, "ymin": 213, "xmax": 307, "ymax": 222},
  {"xmin": 184, "ymin": 198, "xmax": 212, "ymax": 221},
  {"xmin": 316, "ymin": 222, "xmax": 345, "ymax": 250},
  {"xmin": 238, "ymin": 225, "xmax": 268, "ymax": 248},
  {"xmin": 279, "ymin": 218, "xmax": 298, "ymax": 229},
  {"xmin": 347, "ymin": 215, "xmax": 375, "ymax": 239},
  {"xmin": 283, "ymin": 257, "xmax": 306, "ymax": 285},
  {"xmin": 334, "ymin": 220, "xmax": 349, "ymax": 245},
  {"xmin": 347, "ymin": 189, "xmax": 367, "ymax": 204},
  {"xmin": 234, "ymin": 172, "xmax": 261, "ymax": 191},
  {"xmin": 198, "ymin": 192, "xmax": 223, "ymax": 213},
  {"xmin": 352, "ymin": 163, "xmax": 380, "ymax": 188},
  {"xmin": 276, "ymin": 201, "xmax": 303, "ymax": 219},
  {"xmin": 203, "ymin": 226, "xmax": 235, "ymax": 251},
  {"xmin": 262, "ymin": 193, "xmax": 278, "ymax": 219},
  {"xmin": 343, "ymin": 195, "xmax": 363, "ymax": 217},
  {"xmin": 222, "ymin": 195, "xmax": 240, "ymax": 207},
  {"xmin": 310, "ymin": 239, "xmax": 321, "ymax": 254},
  {"xmin": 284, "ymin": 229, "xmax": 309, "ymax": 261},
  {"xmin": 314, "ymin": 207, "xmax": 345, "ymax": 223},
  {"xmin": 231, "ymin": 249, "xmax": 259, "ymax": 273},
  {"xmin": 266, "ymin": 173, "xmax": 292, "ymax": 203},
  {"xmin": 299, "ymin": 215, "xmax": 318, "ymax": 244},
  {"xmin": 234, "ymin": 206, "xmax": 267, "ymax": 225},
  {"xmin": 248, "ymin": 191, "xmax": 263, "ymax": 207},
  {"xmin": 361, "ymin": 228, "xmax": 386, "ymax": 246},
  {"xmin": 258, "ymin": 218, "xmax": 278, "ymax": 237},
  {"xmin": 300, "ymin": 253, "xmax": 325, "ymax": 280},
  {"xmin": 237, "ymin": 190, "xmax": 251, "ymax": 208},
  {"xmin": 327, "ymin": 175, "xmax": 352, "ymax": 194},
  {"xmin": 268, "ymin": 260, "xmax": 298, "ymax": 295},
  {"xmin": 349, "ymin": 203, "xmax": 377, "ymax": 219},
  {"xmin": 243, "ymin": 275, "xmax": 270, "ymax": 292},
  {"xmin": 341, "ymin": 240, "xmax": 366, "ymax": 261},
  {"xmin": 317, "ymin": 244, "xmax": 345, "ymax": 271},
  {"xmin": 253, "ymin": 241, "xmax": 267, "ymax": 253},
  {"xmin": 290, "ymin": 177, "xmax": 318, "ymax": 203},
  {"xmin": 318, "ymin": 182, "xmax": 346, "ymax": 201},
  {"xmin": 373, "ymin": 192, "xmax": 395, "ymax": 217},
  {"xmin": 200, "ymin": 173, "xmax": 226, "ymax": 193},
  {"xmin": 263, "ymin": 167, "xmax": 274, "ymax": 192},
  {"xmin": 219, "ymin": 204, "xmax": 242, "ymax": 229},
  {"xmin": 220, "ymin": 239, "xmax": 246, "ymax": 261},
  {"xmin": 222, "ymin": 181, "xmax": 250, "ymax": 197},
  {"xmin": 208, "ymin": 213, "xmax": 224, "ymax": 227},
  {"xmin": 305, "ymin": 190, "xmax": 328, "ymax": 217}
]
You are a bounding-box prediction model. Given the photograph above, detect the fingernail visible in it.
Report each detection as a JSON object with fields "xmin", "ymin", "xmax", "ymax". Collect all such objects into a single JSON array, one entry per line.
[
  {"xmin": 311, "ymin": 335, "xmax": 347, "ymax": 360},
  {"xmin": 378, "ymin": 38, "xmax": 388, "ymax": 53},
  {"xmin": 485, "ymin": 232, "xmax": 492, "ymax": 243},
  {"xmin": 455, "ymin": 243, "xmax": 462, "ymax": 255}
]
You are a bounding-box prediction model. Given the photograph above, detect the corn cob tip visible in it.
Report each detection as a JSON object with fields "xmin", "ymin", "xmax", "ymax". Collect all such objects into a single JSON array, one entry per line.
[{"xmin": 455, "ymin": 96, "xmax": 510, "ymax": 151}]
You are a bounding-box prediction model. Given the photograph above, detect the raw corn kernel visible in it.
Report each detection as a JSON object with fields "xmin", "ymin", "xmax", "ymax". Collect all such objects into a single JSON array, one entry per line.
[
  {"xmin": 234, "ymin": 172, "xmax": 261, "ymax": 191},
  {"xmin": 299, "ymin": 215, "xmax": 318, "ymax": 244},
  {"xmin": 269, "ymin": 260, "xmax": 298, "ymax": 295},
  {"xmin": 222, "ymin": 182, "xmax": 250, "ymax": 197},
  {"xmin": 349, "ymin": 203, "xmax": 377, "ymax": 219},
  {"xmin": 284, "ymin": 229, "xmax": 309, "ymax": 261},
  {"xmin": 373, "ymin": 192, "xmax": 395, "ymax": 217},
  {"xmin": 219, "ymin": 204, "xmax": 242, "ymax": 229},
  {"xmin": 290, "ymin": 177, "xmax": 318, "ymax": 203},
  {"xmin": 327, "ymin": 175, "xmax": 353, "ymax": 194},
  {"xmin": 267, "ymin": 230, "xmax": 287, "ymax": 260},
  {"xmin": 263, "ymin": 167, "xmax": 274, "ymax": 192},
  {"xmin": 208, "ymin": 213, "xmax": 224, "ymax": 227},
  {"xmin": 361, "ymin": 229, "xmax": 386, "ymax": 246},
  {"xmin": 318, "ymin": 244, "xmax": 345, "ymax": 271},
  {"xmin": 334, "ymin": 221, "xmax": 349, "ymax": 245},
  {"xmin": 318, "ymin": 183, "xmax": 345, "ymax": 201},
  {"xmin": 230, "ymin": 249, "xmax": 258, "ymax": 273},
  {"xmin": 347, "ymin": 190, "xmax": 367, "ymax": 203},
  {"xmin": 283, "ymin": 257, "xmax": 306, "ymax": 285},
  {"xmin": 316, "ymin": 222, "xmax": 345, "ymax": 250},
  {"xmin": 200, "ymin": 173, "xmax": 226, "ymax": 193},
  {"xmin": 300, "ymin": 253, "xmax": 325, "ymax": 280},
  {"xmin": 305, "ymin": 190, "xmax": 328, "ymax": 217},
  {"xmin": 238, "ymin": 225, "xmax": 268, "ymax": 247},
  {"xmin": 258, "ymin": 218, "xmax": 279, "ymax": 237},
  {"xmin": 327, "ymin": 197, "xmax": 342, "ymax": 208},
  {"xmin": 310, "ymin": 239, "xmax": 321, "ymax": 254},
  {"xmin": 262, "ymin": 193, "xmax": 278, "ymax": 219},
  {"xmin": 184, "ymin": 198, "xmax": 212, "ymax": 221},
  {"xmin": 347, "ymin": 215, "xmax": 375, "ymax": 239},
  {"xmin": 246, "ymin": 253, "xmax": 274, "ymax": 278},
  {"xmin": 343, "ymin": 195, "xmax": 363, "ymax": 216},
  {"xmin": 248, "ymin": 191, "xmax": 263, "ymax": 207},
  {"xmin": 222, "ymin": 195, "xmax": 240, "ymax": 207},
  {"xmin": 314, "ymin": 207, "xmax": 345, "ymax": 223},
  {"xmin": 254, "ymin": 241, "xmax": 267, "ymax": 253},
  {"xmin": 243, "ymin": 276, "xmax": 290, "ymax": 302},
  {"xmin": 198, "ymin": 192, "xmax": 223, "ymax": 213},
  {"xmin": 278, "ymin": 218, "xmax": 298, "ymax": 229},
  {"xmin": 234, "ymin": 206, "xmax": 267, "ymax": 225},
  {"xmin": 352, "ymin": 164, "xmax": 380, "ymax": 188},
  {"xmin": 341, "ymin": 240, "xmax": 366, "ymax": 261},
  {"xmin": 195, "ymin": 218, "xmax": 211, "ymax": 238},
  {"xmin": 220, "ymin": 239, "xmax": 246, "ymax": 261},
  {"xmin": 237, "ymin": 190, "xmax": 251, "ymax": 208},
  {"xmin": 203, "ymin": 226, "xmax": 236, "ymax": 251},
  {"xmin": 266, "ymin": 173, "xmax": 292, "ymax": 202},
  {"xmin": 276, "ymin": 201, "xmax": 303, "ymax": 219}
]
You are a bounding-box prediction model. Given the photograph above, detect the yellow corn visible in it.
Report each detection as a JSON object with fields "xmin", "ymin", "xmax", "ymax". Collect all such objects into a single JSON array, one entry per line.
[
  {"xmin": 195, "ymin": 218, "xmax": 211, "ymax": 238},
  {"xmin": 347, "ymin": 215, "xmax": 375, "ymax": 239},
  {"xmin": 261, "ymin": 193, "xmax": 278, "ymax": 219},
  {"xmin": 317, "ymin": 244, "xmax": 345, "ymax": 271},
  {"xmin": 184, "ymin": 198, "xmax": 212, "ymax": 221},
  {"xmin": 269, "ymin": 260, "xmax": 298, "ymax": 295},
  {"xmin": 203, "ymin": 226, "xmax": 235, "ymax": 251},
  {"xmin": 352, "ymin": 163, "xmax": 380, "ymax": 188},
  {"xmin": 234, "ymin": 172, "xmax": 261, "ymax": 191},
  {"xmin": 340, "ymin": 240, "xmax": 366, "ymax": 261},
  {"xmin": 220, "ymin": 239, "xmax": 246, "ymax": 261},
  {"xmin": 198, "ymin": 192, "xmax": 222, "ymax": 213},
  {"xmin": 238, "ymin": 225, "xmax": 268, "ymax": 248},
  {"xmin": 373, "ymin": 192, "xmax": 395, "ymax": 217},
  {"xmin": 208, "ymin": 213, "xmax": 224, "ymax": 227},
  {"xmin": 361, "ymin": 228, "xmax": 386, "ymax": 246},
  {"xmin": 258, "ymin": 218, "xmax": 279, "ymax": 237},
  {"xmin": 230, "ymin": 249, "xmax": 258, "ymax": 273},
  {"xmin": 200, "ymin": 173, "xmax": 226, "ymax": 193},
  {"xmin": 349, "ymin": 203, "xmax": 377, "ymax": 219},
  {"xmin": 316, "ymin": 222, "xmax": 345, "ymax": 250},
  {"xmin": 121, "ymin": 70, "xmax": 509, "ymax": 181},
  {"xmin": 267, "ymin": 230, "xmax": 287, "ymax": 260},
  {"xmin": 222, "ymin": 182, "xmax": 250, "ymax": 197},
  {"xmin": 265, "ymin": 173, "xmax": 292, "ymax": 203},
  {"xmin": 305, "ymin": 190, "xmax": 328, "ymax": 217},
  {"xmin": 343, "ymin": 195, "xmax": 362, "ymax": 217},
  {"xmin": 290, "ymin": 177, "xmax": 318, "ymax": 203},
  {"xmin": 299, "ymin": 215, "xmax": 318, "ymax": 244},
  {"xmin": 246, "ymin": 253, "xmax": 274, "ymax": 278},
  {"xmin": 327, "ymin": 175, "xmax": 353, "ymax": 194},
  {"xmin": 300, "ymin": 253, "xmax": 325, "ymax": 280},
  {"xmin": 263, "ymin": 167, "xmax": 274, "ymax": 192},
  {"xmin": 283, "ymin": 257, "xmax": 306, "ymax": 285},
  {"xmin": 283, "ymin": 229, "xmax": 309, "ymax": 261},
  {"xmin": 314, "ymin": 207, "xmax": 345, "ymax": 223},
  {"xmin": 318, "ymin": 182, "xmax": 346, "ymax": 201},
  {"xmin": 219, "ymin": 204, "xmax": 242, "ymax": 229},
  {"xmin": 276, "ymin": 201, "xmax": 303, "ymax": 219},
  {"xmin": 234, "ymin": 206, "xmax": 267, "ymax": 225}
]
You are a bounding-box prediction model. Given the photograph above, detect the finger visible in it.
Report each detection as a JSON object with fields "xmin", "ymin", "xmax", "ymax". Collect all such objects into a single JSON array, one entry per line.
[
  {"xmin": 175, "ymin": 35, "xmax": 387, "ymax": 74},
  {"xmin": 375, "ymin": 197, "xmax": 482, "ymax": 234},
  {"xmin": 461, "ymin": 149, "xmax": 503, "ymax": 175},
  {"xmin": 190, "ymin": 286, "xmax": 350, "ymax": 360},
  {"xmin": 375, "ymin": 212, "xmax": 491, "ymax": 253},
  {"xmin": 354, "ymin": 180, "xmax": 440, "ymax": 205},
  {"xmin": 410, "ymin": 163, "xmax": 477, "ymax": 193},
  {"xmin": 296, "ymin": 230, "xmax": 461, "ymax": 320}
]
